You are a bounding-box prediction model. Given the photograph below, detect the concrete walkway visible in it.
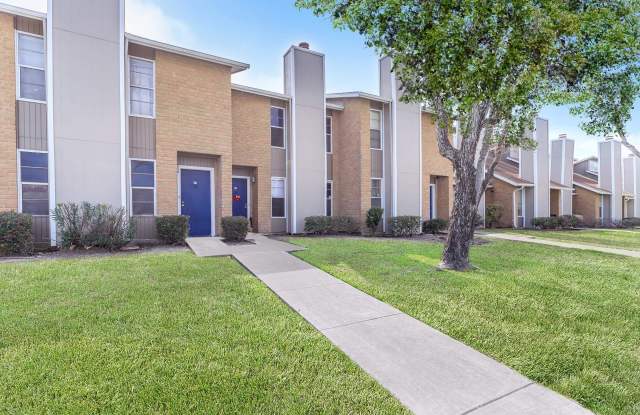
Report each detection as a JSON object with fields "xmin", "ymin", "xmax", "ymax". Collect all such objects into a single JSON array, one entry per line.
[
  {"xmin": 187, "ymin": 235, "xmax": 592, "ymax": 415},
  {"xmin": 483, "ymin": 232, "xmax": 640, "ymax": 258}
]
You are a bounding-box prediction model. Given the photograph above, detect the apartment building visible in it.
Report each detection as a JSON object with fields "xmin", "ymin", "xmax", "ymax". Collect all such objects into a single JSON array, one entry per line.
[{"xmin": 2, "ymin": 0, "xmax": 457, "ymax": 245}]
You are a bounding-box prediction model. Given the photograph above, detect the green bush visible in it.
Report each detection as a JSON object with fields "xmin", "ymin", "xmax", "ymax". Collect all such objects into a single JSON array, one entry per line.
[
  {"xmin": 485, "ymin": 204, "xmax": 503, "ymax": 228},
  {"xmin": 156, "ymin": 215, "xmax": 189, "ymax": 245},
  {"xmin": 423, "ymin": 218, "xmax": 448, "ymax": 234},
  {"xmin": 390, "ymin": 216, "xmax": 422, "ymax": 237},
  {"xmin": 221, "ymin": 216, "xmax": 249, "ymax": 242},
  {"xmin": 532, "ymin": 217, "xmax": 562, "ymax": 230},
  {"xmin": 366, "ymin": 208, "xmax": 384, "ymax": 235},
  {"xmin": 0, "ymin": 212, "xmax": 33, "ymax": 256},
  {"xmin": 304, "ymin": 216, "xmax": 360, "ymax": 235},
  {"xmin": 560, "ymin": 215, "xmax": 581, "ymax": 228},
  {"xmin": 304, "ymin": 216, "xmax": 332, "ymax": 234},
  {"xmin": 53, "ymin": 202, "xmax": 134, "ymax": 251}
]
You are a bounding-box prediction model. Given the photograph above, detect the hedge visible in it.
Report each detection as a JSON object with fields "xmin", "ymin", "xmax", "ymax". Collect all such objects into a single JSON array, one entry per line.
[
  {"xmin": 423, "ymin": 218, "xmax": 448, "ymax": 234},
  {"xmin": 304, "ymin": 216, "xmax": 360, "ymax": 235},
  {"xmin": 156, "ymin": 215, "xmax": 189, "ymax": 245},
  {"xmin": 221, "ymin": 216, "xmax": 249, "ymax": 242},
  {"xmin": 390, "ymin": 216, "xmax": 422, "ymax": 237},
  {"xmin": 0, "ymin": 212, "xmax": 34, "ymax": 256}
]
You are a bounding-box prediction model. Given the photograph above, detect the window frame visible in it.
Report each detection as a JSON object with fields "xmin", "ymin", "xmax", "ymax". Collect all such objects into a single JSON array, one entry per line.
[
  {"xmin": 326, "ymin": 116, "xmax": 333, "ymax": 154},
  {"xmin": 128, "ymin": 56, "xmax": 156, "ymax": 119},
  {"xmin": 326, "ymin": 180, "xmax": 333, "ymax": 217},
  {"xmin": 15, "ymin": 31, "xmax": 46, "ymax": 104},
  {"xmin": 129, "ymin": 158, "xmax": 157, "ymax": 217},
  {"xmin": 371, "ymin": 178, "xmax": 383, "ymax": 209},
  {"xmin": 271, "ymin": 177, "xmax": 287, "ymax": 219},
  {"xmin": 369, "ymin": 109, "xmax": 383, "ymax": 150},
  {"xmin": 17, "ymin": 149, "xmax": 49, "ymax": 217},
  {"xmin": 270, "ymin": 106, "xmax": 286, "ymax": 149}
]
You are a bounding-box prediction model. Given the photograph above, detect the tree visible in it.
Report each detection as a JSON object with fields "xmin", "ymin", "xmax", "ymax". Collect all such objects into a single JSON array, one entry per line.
[{"xmin": 297, "ymin": 0, "xmax": 640, "ymax": 270}]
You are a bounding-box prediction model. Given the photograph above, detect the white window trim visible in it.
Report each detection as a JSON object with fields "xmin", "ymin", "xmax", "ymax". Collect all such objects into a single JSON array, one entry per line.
[
  {"xmin": 128, "ymin": 56, "xmax": 156, "ymax": 119},
  {"xmin": 15, "ymin": 30, "xmax": 46, "ymax": 104},
  {"xmin": 326, "ymin": 116, "xmax": 333, "ymax": 154},
  {"xmin": 429, "ymin": 183, "xmax": 437, "ymax": 220},
  {"xmin": 513, "ymin": 188, "xmax": 525, "ymax": 228},
  {"xmin": 271, "ymin": 176, "xmax": 287, "ymax": 219},
  {"xmin": 270, "ymin": 106, "xmax": 286, "ymax": 149},
  {"xmin": 17, "ymin": 149, "xmax": 49, "ymax": 217},
  {"xmin": 371, "ymin": 177, "xmax": 383, "ymax": 208},
  {"xmin": 129, "ymin": 158, "xmax": 156, "ymax": 217},
  {"xmin": 370, "ymin": 109, "xmax": 383, "ymax": 150},
  {"xmin": 326, "ymin": 180, "xmax": 333, "ymax": 217}
]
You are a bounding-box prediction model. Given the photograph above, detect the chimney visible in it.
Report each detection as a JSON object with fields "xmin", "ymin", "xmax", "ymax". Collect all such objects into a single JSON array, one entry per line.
[
  {"xmin": 283, "ymin": 43, "xmax": 326, "ymax": 233},
  {"xmin": 379, "ymin": 57, "xmax": 422, "ymax": 218},
  {"xmin": 550, "ymin": 133, "xmax": 575, "ymax": 215},
  {"xmin": 298, "ymin": 42, "xmax": 310, "ymax": 49},
  {"xmin": 623, "ymin": 155, "xmax": 640, "ymax": 217},
  {"xmin": 520, "ymin": 117, "xmax": 550, "ymax": 219},
  {"xmin": 598, "ymin": 138, "xmax": 623, "ymax": 222}
]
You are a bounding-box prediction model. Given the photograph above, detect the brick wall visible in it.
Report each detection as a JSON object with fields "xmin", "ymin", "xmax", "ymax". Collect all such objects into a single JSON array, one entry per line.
[
  {"xmin": 485, "ymin": 179, "xmax": 517, "ymax": 228},
  {"xmin": 231, "ymin": 90, "xmax": 272, "ymax": 233},
  {"xmin": 573, "ymin": 186, "xmax": 600, "ymax": 227},
  {"xmin": 0, "ymin": 13, "xmax": 17, "ymax": 212},
  {"xmin": 155, "ymin": 51, "xmax": 233, "ymax": 233},
  {"xmin": 332, "ymin": 98, "xmax": 370, "ymax": 228},
  {"xmin": 422, "ymin": 112, "xmax": 454, "ymax": 220}
]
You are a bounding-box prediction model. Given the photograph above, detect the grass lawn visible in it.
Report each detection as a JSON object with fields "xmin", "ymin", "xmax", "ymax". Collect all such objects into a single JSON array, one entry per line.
[
  {"xmin": 292, "ymin": 238, "xmax": 640, "ymax": 415},
  {"xmin": 488, "ymin": 228, "xmax": 640, "ymax": 251},
  {"xmin": 0, "ymin": 252, "xmax": 408, "ymax": 414}
]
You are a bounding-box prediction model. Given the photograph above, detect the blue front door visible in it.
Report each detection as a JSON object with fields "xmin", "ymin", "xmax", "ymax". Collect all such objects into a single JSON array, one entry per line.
[
  {"xmin": 181, "ymin": 169, "xmax": 212, "ymax": 237},
  {"xmin": 232, "ymin": 178, "xmax": 248, "ymax": 218}
]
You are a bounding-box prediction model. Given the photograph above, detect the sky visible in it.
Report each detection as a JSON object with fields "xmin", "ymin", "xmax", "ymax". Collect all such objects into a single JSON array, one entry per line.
[{"xmin": 9, "ymin": 0, "xmax": 640, "ymax": 159}]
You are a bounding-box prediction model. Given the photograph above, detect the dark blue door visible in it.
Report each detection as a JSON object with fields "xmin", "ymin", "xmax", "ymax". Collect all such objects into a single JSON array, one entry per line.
[
  {"xmin": 232, "ymin": 178, "xmax": 248, "ymax": 218},
  {"xmin": 181, "ymin": 169, "xmax": 212, "ymax": 237}
]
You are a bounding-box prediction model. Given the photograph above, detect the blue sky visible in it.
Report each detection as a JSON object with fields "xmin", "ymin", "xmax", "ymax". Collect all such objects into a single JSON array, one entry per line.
[{"xmin": 11, "ymin": 0, "xmax": 640, "ymax": 158}]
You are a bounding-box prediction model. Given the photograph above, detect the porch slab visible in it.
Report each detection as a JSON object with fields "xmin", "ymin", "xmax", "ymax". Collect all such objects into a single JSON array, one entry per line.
[{"xmin": 186, "ymin": 233, "xmax": 303, "ymax": 258}]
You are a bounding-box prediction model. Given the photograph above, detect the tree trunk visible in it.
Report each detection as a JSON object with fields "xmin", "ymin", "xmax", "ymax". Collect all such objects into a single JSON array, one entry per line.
[{"xmin": 440, "ymin": 158, "xmax": 479, "ymax": 271}]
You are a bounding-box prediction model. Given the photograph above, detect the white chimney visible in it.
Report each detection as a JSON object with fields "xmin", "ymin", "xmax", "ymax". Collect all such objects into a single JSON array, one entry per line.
[
  {"xmin": 550, "ymin": 134, "xmax": 574, "ymax": 215},
  {"xmin": 598, "ymin": 138, "xmax": 623, "ymax": 222}
]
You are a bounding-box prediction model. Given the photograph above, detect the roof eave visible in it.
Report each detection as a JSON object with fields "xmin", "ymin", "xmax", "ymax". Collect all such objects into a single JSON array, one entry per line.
[
  {"xmin": 0, "ymin": 2, "xmax": 45, "ymax": 19},
  {"xmin": 231, "ymin": 83, "xmax": 290, "ymax": 101}
]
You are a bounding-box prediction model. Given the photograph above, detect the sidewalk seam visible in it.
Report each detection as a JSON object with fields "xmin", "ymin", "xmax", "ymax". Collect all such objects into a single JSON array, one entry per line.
[
  {"xmin": 460, "ymin": 382, "xmax": 535, "ymax": 415},
  {"xmin": 320, "ymin": 312, "xmax": 404, "ymax": 332}
]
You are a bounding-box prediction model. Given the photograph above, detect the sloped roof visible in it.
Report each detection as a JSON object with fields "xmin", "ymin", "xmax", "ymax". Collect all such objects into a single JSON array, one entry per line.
[
  {"xmin": 573, "ymin": 173, "xmax": 610, "ymax": 195},
  {"xmin": 493, "ymin": 160, "xmax": 533, "ymax": 187}
]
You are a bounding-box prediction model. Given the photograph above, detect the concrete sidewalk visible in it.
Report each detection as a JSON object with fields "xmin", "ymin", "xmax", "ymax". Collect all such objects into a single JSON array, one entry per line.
[
  {"xmin": 483, "ymin": 232, "xmax": 640, "ymax": 258},
  {"xmin": 188, "ymin": 236, "xmax": 593, "ymax": 415}
]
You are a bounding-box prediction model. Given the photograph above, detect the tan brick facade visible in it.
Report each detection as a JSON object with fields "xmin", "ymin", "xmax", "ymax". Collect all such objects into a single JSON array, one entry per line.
[
  {"xmin": 231, "ymin": 90, "xmax": 272, "ymax": 233},
  {"xmin": 573, "ymin": 186, "xmax": 600, "ymax": 227},
  {"xmin": 485, "ymin": 179, "xmax": 517, "ymax": 228},
  {"xmin": 0, "ymin": 13, "xmax": 17, "ymax": 212},
  {"xmin": 331, "ymin": 98, "xmax": 371, "ymax": 228},
  {"xmin": 155, "ymin": 51, "xmax": 233, "ymax": 234},
  {"xmin": 422, "ymin": 112, "xmax": 454, "ymax": 220}
]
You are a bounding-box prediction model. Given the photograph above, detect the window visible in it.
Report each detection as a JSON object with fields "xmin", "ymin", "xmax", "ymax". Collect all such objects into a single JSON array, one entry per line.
[
  {"xmin": 429, "ymin": 184, "xmax": 437, "ymax": 220},
  {"xmin": 515, "ymin": 188, "xmax": 524, "ymax": 227},
  {"xmin": 326, "ymin": 116, "xmax": 332, "ymax": 153},
  {"xmin": 17, "ymin": 33, "xmax": 46, "ymax": 101},
  {"xmin": 587, "ymin": 159, "xmax": 599, "ymax": 174},
  {"xmin": 508, "ymin": 146, "xmax": 520, "ymax": 161},
  {"xmin": 130, "ymin": 160, "xmax": 155, "ymax": 215},
  {"xmin": 129, "ymin": 57, "xmax": 155, "ymax": 117},
  {"xmin": 271, "ymin": 178, "xmax": 286, "ymax": 218},
  {"xmin": 326, "ymin": 181, "xmax": 333, "ymax": 216},
  {"xmin": 371, "ymin": 179, "xmax": 382, "ymax": 208},
  {"xmin": 19, "ymin": 151, "xmax": 49, "ymax": 216},
  {"xmin": 271, "ymin": 107, "xmax": 285, "ymax": 148},
  {"xmin": 370, "ymin": 110, "xmax": 382, "ymax": 149}
]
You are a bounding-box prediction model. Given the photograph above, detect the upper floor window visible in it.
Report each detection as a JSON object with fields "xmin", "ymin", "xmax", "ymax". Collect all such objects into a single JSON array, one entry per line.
[
  {"xmin": 370, "ymin": 110, "xmax": 382, "ymax": 150},
  {"xmin": 587, "ymin": 159, "xmax": 599, "ymax": 174},
  {"xmin": 19, "ymin": 151, "xmax": 49, "ymax": 216},
  {"xmin": 130, "ymin": 160, "xmax": 156, "ymax": 216},
  {"xmin": 17, "ymin": 33, "xmax": 46, "ymax": 102},
  {"xmin": 271, "ymin": 107, "xmax": 285, "ymax": 148},
  {"xmin": 129, "ymin": 57, "xmax": 155, "ymax": 118},
  {"xmin": 508, "ymin": 146, "xmax": 520, "ymax": 161},
  {"xmin": 326, "ymin": 116, "xmax": 333, "ymax": 153}
]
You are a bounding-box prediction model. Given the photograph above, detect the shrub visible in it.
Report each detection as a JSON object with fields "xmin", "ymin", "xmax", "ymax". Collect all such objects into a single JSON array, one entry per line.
[
  {"xmin": 53, "ymin": 202, "xmax": 134, "ymax": 251},
  {"xmin": 485, "ymin": 204, "xmax": 503, "ymax": 228},
  {"xmin": 221, "ymin": 216, "xmax": 249, "ymax": 242},
  {"xmin": 559, "ymin": 215, "xmax": 581, "ymax": 229},
  {"xmin": 423, "ymin": 218, "xmax": 448, "ymax": 234},
  {"xmin": 532, "ymin": 217, "xmax": 562, "ymax": 230},
  {"xmin": 304, "ymin": 216, "xmax": 332, "ymax": 234},
  {"xmin": 0, "ymin": 212, "xmax": 34, "ymax": 256},
  {"xmin": 156, "ymin": 215, "xmax": 189, "ymax": 245},
  {"xmin": 330, "ymin": 216, "xmax": 360, "ymax": 234},
  {"xmin": 366, "ymin": 208, "xmax": 384, "ymax": 235},
  {"xmin": 390, "ymin": 216, "xmax": 422, "ymax": 237}
]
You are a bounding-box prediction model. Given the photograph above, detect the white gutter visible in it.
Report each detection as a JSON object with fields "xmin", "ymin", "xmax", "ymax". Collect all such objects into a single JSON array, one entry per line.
[{"xmin": 45, "ymin": 1, "xmax": 56, "ymax": 246}]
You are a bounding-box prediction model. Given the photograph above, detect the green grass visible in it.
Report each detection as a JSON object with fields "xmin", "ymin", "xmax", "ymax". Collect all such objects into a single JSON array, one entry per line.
[
  {"xmin": 489, "ymin": 228, "xmax": 640, "ymax": 251},
  {"xmin": 292, "ymin": 238, "xmax": 640, "ymax": 415},
  {"xmin": 0, "ymin": 252, "xmax": 408, "ymax": 414}
]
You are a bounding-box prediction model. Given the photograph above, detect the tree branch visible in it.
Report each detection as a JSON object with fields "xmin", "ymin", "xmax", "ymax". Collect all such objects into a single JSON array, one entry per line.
[
  {"xmin": 619, "ymin": 131, "xmax": 640, "ymax": 159},
  {"xmin": 479, "ymin": 143, "xmax": 506, "ymax": 203},
  {"xmin": 433, "ymin": 98, "xmax": 459, "ymax": 162}
]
